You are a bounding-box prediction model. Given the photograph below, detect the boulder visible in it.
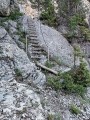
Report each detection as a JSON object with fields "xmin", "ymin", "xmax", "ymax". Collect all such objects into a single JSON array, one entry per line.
[
  {"xmin": 82, "ymin": 0, "xmax": 90, "ymax": 25},
  {"xmin": 0, "ymin": 0, "xmax": 18, "ymax": 17},
  {"xmin": 0, "ymin": 0, "xmax": 10, "ymax": 16},
  {"xmin": 35, "ymin": 20, "xmax": 74, "ymax": 67}
]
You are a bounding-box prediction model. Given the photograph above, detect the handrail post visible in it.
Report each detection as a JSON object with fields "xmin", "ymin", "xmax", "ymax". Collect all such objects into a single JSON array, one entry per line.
[{"xmin": 26, "ymin": 35, "xmax": 28, "ymax": 54}]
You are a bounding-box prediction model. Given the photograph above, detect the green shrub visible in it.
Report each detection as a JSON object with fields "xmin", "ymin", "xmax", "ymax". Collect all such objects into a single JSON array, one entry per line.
[
  {"xmin": 61, "ymin": 72, "xmax": 86, "ymax": 96},
  {"xmin": 47, "ymin": 113, "xmax": 61, "ymax": 120},
  {"xmin": 70, "ymin": 104, "xmax": 81, "ymax": 115},
  {"xmin": 47, "ymin": 76, "xmax": 62, "ymax": 91},
  {"xmin": 72, "ymin": 61, "xmax": 90, "ymax": 87},
  {"xmin": 14, "ymin": 68, "xmax": 22, "ymax": 77},
  {"xmin": 54, "ymin": 113, "xmax": 61, "ymax": 120},
  {"xmin": 8, "ymin": 10, "xmax": 23, "ymax": 20},
  {"xmin": 47, "ymin": 61, "xmax": 90, "ymax": 96},
  {"xmin": 47, "ymin": 114, "xmax": 54, "ymax": 120},
  {"xmin": 40, "ymin": 0, "xmax": 57, "ymax": 27},
  {"xmin": 45, "ymin": 61, "xmax": 54, "ymax": 68},
  {"xmin": 2, "ymin": 10, "xmax": 23, "ymax": 21},
  {"xmin": 69, "ymin": 13, "xmax": 86, "ymax": 31},
  {"xmin": 80, "ymin": 26, "xmax": 90, "ymax": 41}
]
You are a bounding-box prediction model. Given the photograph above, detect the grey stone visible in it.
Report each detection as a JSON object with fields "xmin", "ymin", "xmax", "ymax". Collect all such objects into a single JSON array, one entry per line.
[
  {"xmin": 87, "ymin": 87, "xmax": 90, "ymax": 98},
  {"xmin": 0, "ymin": 79, "xmax": 45, "ymax": 120},
  {"xmin": 0, "ymin": 27, "xmax": 46, "ymax": 87},
  {"xmin": 0, "ymin": 0, "xmax": 10, "ymax": 16},
  {"xmin": 35, "ymin": 20, "xmax": 74, "ymax": 67}
]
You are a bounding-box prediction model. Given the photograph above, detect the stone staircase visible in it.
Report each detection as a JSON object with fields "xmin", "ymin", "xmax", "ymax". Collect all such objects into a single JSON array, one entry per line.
[{"xmin": 26, "ymin": 17, "xmax": 47, "ymax": 62}]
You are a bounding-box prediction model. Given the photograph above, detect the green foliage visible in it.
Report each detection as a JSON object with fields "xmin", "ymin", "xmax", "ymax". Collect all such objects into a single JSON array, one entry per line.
[
  {"xmin": 0, "ymin": 10, "xmax": 23, "ymax": 28},
  {"xmin": 61, "ymin": 72, "xmax": 86, "ymax": 96},
  {"xmin": 74, "ymin": 45, "xmax": 82, "ymax": 57},
  {"xmin": 80, "ymin": 26, "xmax": 90, "ymax": 41},
  {"xmin": 73, "ymin": 44, "xmax": 84, "ymax": 67},
  {"xmin": 0, "ymin": 46, "xmax": 3, "ymax": 54},
  {"xmin": 2, "ymin": 10, "xmax": 23, "ymax": 21},
  {"xmin": 17, "ymin": 30, "xmax": 26, "ymax": 44},
  {"xmin": 7, "ymin": 10, "xmax": 23, "ymax": 20},
  {"xmin": 53, "ymin": 57, "xmax": 63, "ymax": 66},
  {"xmin": 47, "ymin": 76, "xmax": 62, "ymax": 91},
  {"xmin": 40, "ymin": 0, "xmax": 57, "ymax": 27},
  {"xmin": 14, "ymin": 68, "xmax": 22, "ymax": 77},
  {"xmin": 45, "ymin": 61, "xmax": 55, "ymax": 68},
  {"xmin": 69, "ymin": 13, "xmax": 85, "ymax": 31},
  {"xmin": 47, "ymin": 61, "xmax": 90, "ymax": 96},
  {"xmin": 72, "ymin": 61, "xmax": 90, "ymax": 87},
  {"xmin": 70, "ymin": 104, "xmax": 81, "ymax": 115},
  {"xmin": 58, "ymin": 0, "xmax": 87, "ymax": 42},
  {"xmin": 54, "ymin": 113, "xmax": 61, "ymax": 120},
  {"xmin": 47, "ymin": 113, "xmax": 61, "ymax": 120},
  {"xmin": 47, "ymin": 114, "xmax": 54, "ymax": 120},
  {"xmin": 58, "ymin": 0, "xmax": 83, "ymax": 18}
]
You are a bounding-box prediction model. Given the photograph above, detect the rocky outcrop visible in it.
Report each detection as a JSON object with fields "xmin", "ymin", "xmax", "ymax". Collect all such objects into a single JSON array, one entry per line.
[
  {"xmin": 21, "ymin": 15, "xmax": 74, "ymax": 67},
  {"xmin": 82, "ymin": 0, "xmax": 90, "ymax": 25},
  {"xmin": 0, "ymin": 0, "xmax": 10, "ymax": 16},
  {"xmin": 0, "ymin": 26, "xmax": 46, "ymax": 87},
  {"xmin": 10, "ymin": 0, "xmax": 19, "ymax": 12},
  {"xmin": 0, "ymin": 23, "xmax": 46, "ymax": 120},
  {"xmin": 0, "ymin": 0, "xmax": 18, "ymax": 16},
  {"xmin": 35, "ymin": 20, "xmax": 74, "ymax": 67},
  {"xmin": 0, "ymin": 79, "xmax": 45, "ymax": 120}
]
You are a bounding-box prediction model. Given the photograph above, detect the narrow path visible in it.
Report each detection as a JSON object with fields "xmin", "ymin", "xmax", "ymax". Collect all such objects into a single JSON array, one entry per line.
[
  {"xmin": 18, "ymin": 0, "xmax": 47, "ymax": 63},
  {"xmin": 26, "ymin": 17, "xmax": 47, "ymax": 62},
  {"xmin": 22, "ymin": 15, "xmax": 47, "ymax": 64}
]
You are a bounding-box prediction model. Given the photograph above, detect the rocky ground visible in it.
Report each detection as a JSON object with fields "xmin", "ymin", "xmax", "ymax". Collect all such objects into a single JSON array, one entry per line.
[{"xmin": 0, "ymin": 0, "xmax": 90, "ymax": 120}]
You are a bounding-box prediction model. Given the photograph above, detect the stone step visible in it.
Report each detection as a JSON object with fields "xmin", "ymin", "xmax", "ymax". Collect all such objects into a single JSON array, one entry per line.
[
  {"xmin": 31, "ymin": 51, "xmax": 42, "ymax": 54},
  {"xmin": 31, "ymin": 44, "xmax": 40, "ymax": 47},
  {"xmin": 28, "ymin": 23, "xmax": 35, "ymax": 25},
  {"xmin": 28, "ymin": 34, "xmax": 38, "ymax": 37},
  {"xmin": 32, "ymin": 48, "xmax": 43, "ymax": 51},
  {"xmin": 27, "ymin": 20, "xmax": 34, "ymax": 23},
  {"xmin": 29, "ymin": 31, "xmax": 37, "ymax": 34},
  {"xmin": 28, "ymin": 39, "xmax": 38, "ymax": 42},
  {"xmin": 28, "ymin": 29, "xmax": 36, "ymax": 32},
  {"xmin": 31, "ymin": 56, "xmax": 42, "ymax": 59},
  {"xmin": 28, "ymin": 25, "xmax": 35, "ymax": 27},
  {"xmin": 28, "ymin": 21, "xmax": 35, "ymax": 24},
  {"xmin": 29, "ymin": 37, "xmax": 38, "ymax": 40},
  {"xmin": 28, "ymin": 26, "xmax": 36, "ymax": 29},
  {"xmin": 29, "ymin": 40, "xmax": 39, "ymax": 44},
  {"xmin": 28, "ymin": 23, "xmax": 35, "ymax": 28}
]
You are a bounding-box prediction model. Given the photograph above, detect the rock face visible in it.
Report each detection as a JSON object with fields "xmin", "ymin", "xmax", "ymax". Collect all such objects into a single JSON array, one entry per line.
[
  {"xmin": 0, "ymin": 79, "xmax": 45, "ymax": 120},
  {"xmin": 82, "ymin": 0, "xmax": 90, "ymax": 25},
  {"xmin": 0, "ymin": 23, "xmax": 46, "ymax": 119},
  {"xmin": 0, "ymin": 26, "xmax": 46, "ymax": 87},
  {"xmin": 0, "ymin": 0, "xmax": 18, "ymax": 16},
  {"xmin": 0, "ymin": 0, "xmax": 10, "ymax": 16},
  {"xmin": 35, "ymin": 21, "xmax": 74, "ymax": 67}
]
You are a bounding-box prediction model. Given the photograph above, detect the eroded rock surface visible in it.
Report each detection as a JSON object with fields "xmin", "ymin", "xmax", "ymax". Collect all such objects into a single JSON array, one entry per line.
[
  {"xmin": 0, "ymin": 26, "xmax": 46, "ymax": 87},
  {"xmin": 35, "ymin": 20, "xmax": 74, "ymax": 67},
  {"xmin": 0, "ymin": 0, "xmax": 10, "ymax": 16},
  {"xmin": 0, "ymin": 79, "xmax": 45, "ymax": 120}
]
